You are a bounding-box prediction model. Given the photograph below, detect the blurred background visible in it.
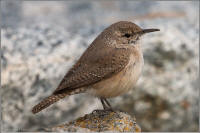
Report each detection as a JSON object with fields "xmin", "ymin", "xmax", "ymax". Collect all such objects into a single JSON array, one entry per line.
[{"xmin": 1, "ymin": 1, "xmax": 199, "ymax": 132}]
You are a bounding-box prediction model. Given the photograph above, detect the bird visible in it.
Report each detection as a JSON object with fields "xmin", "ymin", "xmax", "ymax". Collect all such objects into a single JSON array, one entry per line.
[{"xmin": 32, "ymin": 21, "xmax": 159, "ymax": 114}]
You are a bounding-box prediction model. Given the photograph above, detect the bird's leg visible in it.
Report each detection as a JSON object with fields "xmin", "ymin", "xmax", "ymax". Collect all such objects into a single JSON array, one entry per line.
[
  {"xmin": 104, "ymin": 99, "xmax": 112, "ymax": 108},
  {"xmin": 92, "ymin": 98, "xmax": 114, "ymax": 113},
  {"xmin": 100, "ymin": 98, "xmax": 107, "ymax": 109},
  {"xmin": 105, "ymin": 99, "xmax": 124, "ymax": 112},
  {"xmin": 100, "ymin": 98, "xmax": 113, "ymax": 111},
  {"xmin": 92, "ymin": 98, "xmax": 109, "ymax": 113}
]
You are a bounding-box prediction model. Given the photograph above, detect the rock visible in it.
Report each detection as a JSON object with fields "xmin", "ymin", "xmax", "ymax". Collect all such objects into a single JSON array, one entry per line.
[
  {"xmin": 47, "ymin": 110, "xmax": 141, "ymax": 132},
  {"xmin": 1, "ymin": 1, "xmax": 22, "ymax": 28}
]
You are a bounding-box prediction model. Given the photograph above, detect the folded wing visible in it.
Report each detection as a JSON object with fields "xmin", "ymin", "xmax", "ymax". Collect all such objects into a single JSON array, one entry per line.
[{"xmin": 53, "ymin": 45, "xmax": 131, "ymax": 94}]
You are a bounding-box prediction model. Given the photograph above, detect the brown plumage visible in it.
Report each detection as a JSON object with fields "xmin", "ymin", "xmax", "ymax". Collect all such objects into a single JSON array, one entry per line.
[
  {"xmin": 32, "ymin": 94, "xmax": 66, "ymax": 114},
  {"xmin": 32, "ymin": 21, "xmax": 159, "ymax": 114},
  {"xmin": 32, "ymin": 88, "xmax": 85, "ymax": 114}
]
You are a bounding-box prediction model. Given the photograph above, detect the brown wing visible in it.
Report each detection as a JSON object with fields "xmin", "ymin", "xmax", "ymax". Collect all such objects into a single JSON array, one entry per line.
[{"xmin": 53, "ymin": 44, "xmax": 131, "ymax": 94}]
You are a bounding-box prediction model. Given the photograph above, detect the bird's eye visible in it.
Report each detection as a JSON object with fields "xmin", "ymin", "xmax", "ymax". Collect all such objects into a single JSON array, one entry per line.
[{"xmin": 124, "ymin": 33, "xmax": 131, "ymax": 38}]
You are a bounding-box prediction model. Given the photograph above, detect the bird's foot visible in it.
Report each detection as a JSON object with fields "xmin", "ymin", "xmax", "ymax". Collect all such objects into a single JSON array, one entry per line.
[
  {"xmin": 103, "ymin": 107, "xmax": 114, "ymax": 112},
  {"xmin": 92, "ymin": 109, "xmax": 104, "ymax": 113}
]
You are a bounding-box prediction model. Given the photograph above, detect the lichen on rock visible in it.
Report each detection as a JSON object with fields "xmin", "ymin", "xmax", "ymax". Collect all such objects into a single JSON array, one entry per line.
[{"xmin": 48, "ymin": 110, "xmax": 141, "ymax": 132}]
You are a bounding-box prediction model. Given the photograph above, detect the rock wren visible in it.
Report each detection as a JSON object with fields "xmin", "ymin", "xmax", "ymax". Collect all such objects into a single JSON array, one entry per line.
[{"xmin": 32, "ymin": 21, "xmax": 159, "ymax": 114}]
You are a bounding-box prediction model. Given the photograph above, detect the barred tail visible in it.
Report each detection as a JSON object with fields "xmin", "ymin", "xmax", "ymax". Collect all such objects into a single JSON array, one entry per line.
[{"xmin": 32, "ymin": 93, "xmax": 68, "ymax": 114}]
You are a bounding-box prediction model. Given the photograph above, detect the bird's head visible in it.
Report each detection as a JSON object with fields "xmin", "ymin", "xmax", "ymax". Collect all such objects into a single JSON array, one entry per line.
[{"xmin": 106, "ymin": 21, "xmax": 160, "ymax": 45}]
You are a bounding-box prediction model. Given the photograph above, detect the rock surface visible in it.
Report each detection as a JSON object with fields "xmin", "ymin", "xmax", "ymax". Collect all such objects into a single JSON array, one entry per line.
[
  {"xmin": 1, "ymin": 1, "xmax": 199, "ymax": 132},
  {"xmin": 48, "ymin": 110, "xmax": 141, "ymax": 132}
]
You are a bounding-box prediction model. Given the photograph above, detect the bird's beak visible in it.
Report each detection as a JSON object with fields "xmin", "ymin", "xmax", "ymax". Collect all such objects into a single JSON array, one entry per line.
[{"xmin": 141, "ymin": 28, "xmax": 160, "ymax": 34}]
